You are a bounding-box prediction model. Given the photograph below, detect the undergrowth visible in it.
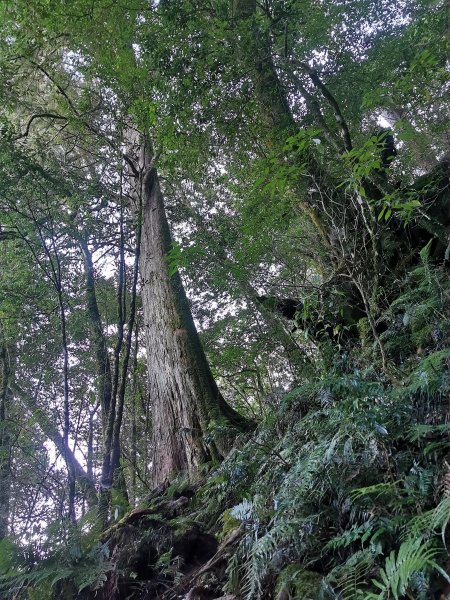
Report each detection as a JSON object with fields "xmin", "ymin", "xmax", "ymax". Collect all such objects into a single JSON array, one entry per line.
[
  {"xmin": 196, "ymin": 261, "xmax": 450, "ymax": 599},
  {"xmin": 1, "ymin": 261, "xmax": 449, "ymax": 599}
]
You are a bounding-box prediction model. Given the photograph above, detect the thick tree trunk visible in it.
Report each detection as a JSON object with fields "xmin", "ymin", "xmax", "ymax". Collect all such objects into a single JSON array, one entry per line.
[{"xmin": 136, "ymin": 142, "xmax": 250, "ymax": 486}]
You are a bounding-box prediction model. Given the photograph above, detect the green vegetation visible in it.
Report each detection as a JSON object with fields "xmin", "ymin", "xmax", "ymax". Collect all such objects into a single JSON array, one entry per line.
[{"xmin": 0, "ymin": 0, "xmax": 449, "ymax": 597}]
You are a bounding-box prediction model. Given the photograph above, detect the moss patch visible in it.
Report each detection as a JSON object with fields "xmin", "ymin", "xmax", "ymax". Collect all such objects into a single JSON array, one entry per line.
[{"xmin": 275, "ymin": 565, "xmax": 322, "ymax": 599}]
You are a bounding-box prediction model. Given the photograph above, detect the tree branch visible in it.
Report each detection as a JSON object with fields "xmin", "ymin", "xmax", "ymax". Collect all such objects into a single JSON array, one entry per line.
[{"xmin": 14, "ymin": 113, "xmax": 68, "ymax": 140}]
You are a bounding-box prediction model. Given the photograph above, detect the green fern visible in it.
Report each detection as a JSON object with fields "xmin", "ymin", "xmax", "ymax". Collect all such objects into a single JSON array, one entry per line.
[
  {"xmin": 405, "ymin": 497, "xmax": 450, "ymax": 547},
  {"xmin": 240, "ymin": 518, "xmax": 300, "ymax": 599},
  {"xmin": 350, "ymin": 482, "xmax": 401, "ymax": 503},
  {"xmin": 366, "ymin": 539, "xmax": 437, "ymax": 599},
  {"xmin": 0, "ymin": 538, "xmax": 113, "ymax": 599},
  {"xmin": 326, "ymin": 549, "xmax": 378, "ymax": 599}
]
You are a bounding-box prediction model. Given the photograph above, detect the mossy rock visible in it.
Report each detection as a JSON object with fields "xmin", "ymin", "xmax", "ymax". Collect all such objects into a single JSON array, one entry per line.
[{"xmin": 275, "ymin": 565, "xmax": 322, "ymax": 599}]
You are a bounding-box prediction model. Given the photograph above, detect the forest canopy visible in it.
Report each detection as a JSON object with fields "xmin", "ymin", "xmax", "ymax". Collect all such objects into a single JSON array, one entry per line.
[{"xmin": 0, "ymin": 0, "xmax": 449, "ymax": 598}]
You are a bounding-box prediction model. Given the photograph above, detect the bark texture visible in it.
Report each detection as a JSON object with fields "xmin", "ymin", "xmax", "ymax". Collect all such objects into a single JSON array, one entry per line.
[{"xmin": 137, "ymin": 143, "xmax": 249, "ymax": 485}]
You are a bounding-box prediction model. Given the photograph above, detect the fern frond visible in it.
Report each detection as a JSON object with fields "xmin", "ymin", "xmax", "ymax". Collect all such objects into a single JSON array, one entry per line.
[
  {"xmin": 405, "ymin": 497, "xmax": 450, "ymax": 547},
  {"xmin": 350, "ymin": 481, "xmax": 400, "ymax": 502},
  {"xmin": 327, "ymin": 549, "xmax": 377, "ymax": 600},
  {"xmin": 368, "ymin": 539, "xmax": 437, "ymax": 599}
]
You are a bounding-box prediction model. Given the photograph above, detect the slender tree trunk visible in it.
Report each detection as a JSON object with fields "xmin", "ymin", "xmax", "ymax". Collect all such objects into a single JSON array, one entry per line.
[
  {"xmin": 129, "ymin": 323, "xmax": 139, "ymax": 505},
  {"xmin": 9, "ymin": 381, "xmax": 97, "ymax": 508},
  {"xmin": 87, "ymin": 408, "xmax": 95, "ymax": 481},
  {"xmin": 110, "ymin": 196, "xmax": 142, "ymax": 488},
  {"xmin": 136, "ymin": 140, "xmax": 251, "ymax": 486},
  {"xmin": 97, "ymin": 180, "xmax": 141, "ymax": 524},
  {"xmin": 79, "ymin": 236, "xmax": 113, "ymax": 429},
  {"xmin": 98, "ymin": 200, "xmax": 127, "ymax": 525},
  {"xmin": 0, "ymin": 337, "xmax": 11, "ymax": 538}
]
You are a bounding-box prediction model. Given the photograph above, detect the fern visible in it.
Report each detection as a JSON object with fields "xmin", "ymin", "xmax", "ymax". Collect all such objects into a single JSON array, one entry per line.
[
  {"xmin": 0, "ymin": 538, "xmax": 113, "ymax": 599},
  {"xmin": 366, "ymin": 539, "xmax": 437, "ymax": 599},
  {"xmin": 350, "ymin": 482, "xmax": 401, "ymax": 503},
  {"xmin": 240, "ymin": 518, "xmax": 300, "ymax": 599},
  {"xmin": 405, "ymin": 497, "xmax": 450, "ymax": 547},
  {"xmin": 326, "ymin": 549, "xmax": 378, "ymax": 599}
]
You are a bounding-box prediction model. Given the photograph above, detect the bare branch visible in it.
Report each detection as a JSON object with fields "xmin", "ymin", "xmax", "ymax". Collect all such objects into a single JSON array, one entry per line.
[{"xmin": 14, "ymin": 112, "xmax": 68, "ymax": 140}]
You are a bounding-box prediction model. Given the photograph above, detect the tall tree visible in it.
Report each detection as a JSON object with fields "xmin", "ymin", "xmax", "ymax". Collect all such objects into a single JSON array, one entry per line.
[
  {"xmin": 1, "ymin": 0, "xmax": 252, "ymax": 496},
  {"xmin": 129, "ymin": 139, "xmax": 250, "ymax": 484}
]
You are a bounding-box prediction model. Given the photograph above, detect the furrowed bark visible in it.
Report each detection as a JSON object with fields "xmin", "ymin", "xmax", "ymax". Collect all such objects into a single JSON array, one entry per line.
[{"xmin": 136, "ymin": 140, "xmax": 251, "ymax": 486}]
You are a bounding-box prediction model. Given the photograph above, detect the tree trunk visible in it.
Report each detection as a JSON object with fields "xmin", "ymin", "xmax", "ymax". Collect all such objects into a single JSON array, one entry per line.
[
  {"xmin": 79, "ymin": 236, "xmax": 113, "ymax": 429},
  {"xmin": 136, "ymin": 141, "xmax": 251, "ymax": 486},
  {"xmin": 9, "ymin": 381, "xmax": 97, "ymax": 508},
  {"xmin": 0, "ymin": 338, "xmax": 11, "ymax": 538}
]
